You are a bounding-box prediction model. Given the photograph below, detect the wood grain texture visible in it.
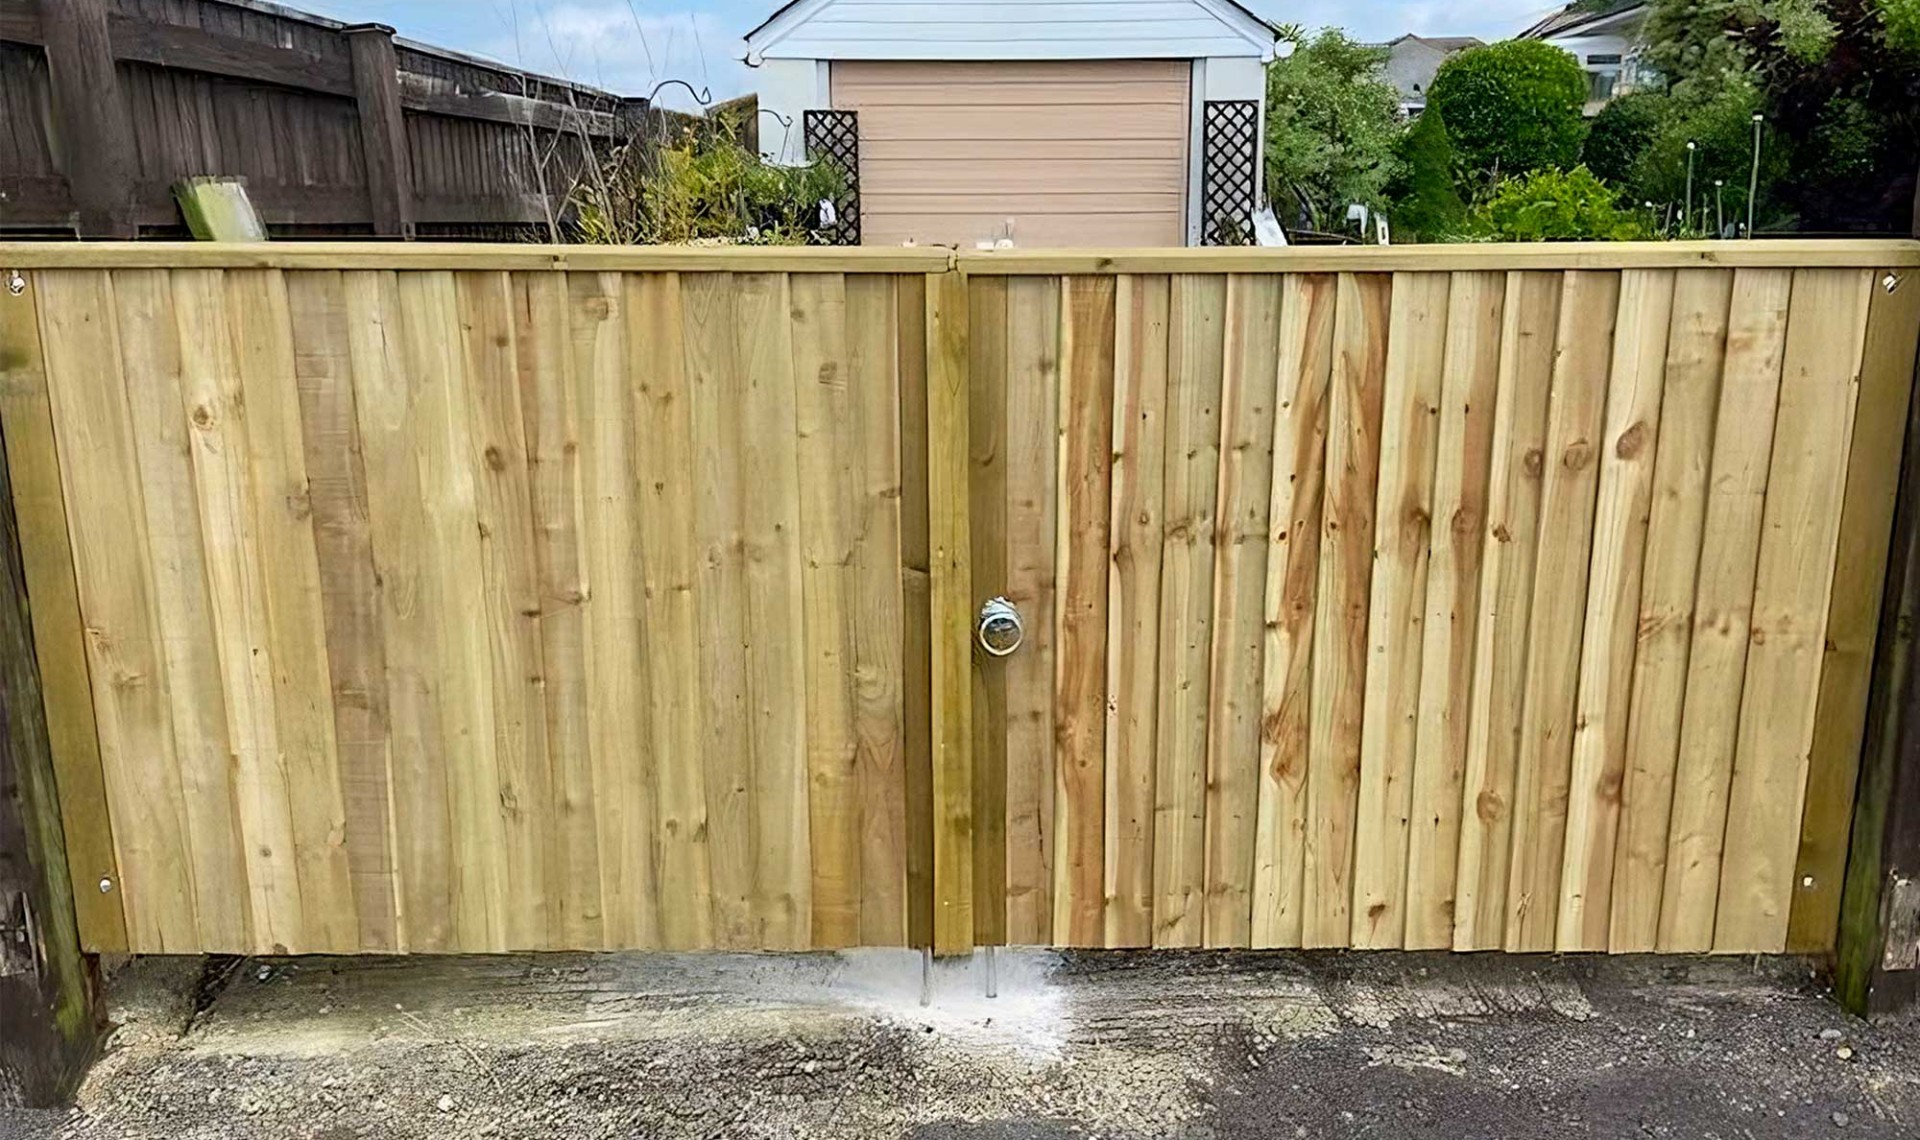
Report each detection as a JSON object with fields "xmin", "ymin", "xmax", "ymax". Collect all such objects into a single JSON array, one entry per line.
[
  {"xmin": 1303, "ymin": 273, "xmax": 1390, "ymax": 947},
  {"xmin": 1607, "ymin": 270, "xmax": 1732, "ymax": 952},
  {"xmin": 1787, "ymin": 269, "xmax": 1920, "ymax": 953},
  {"xmin": 1557, "ymin": 268, "xmax": 1674, "ymax": 952},
  {"xmin": 1053, "ymin": 274, "xmax": 1116, "ymax": 948},
  {"xmin": 1713, "ymin": 270, "xmax": 1871, "ymax": 953},
  {"xmin": 898, "ymin": 273, "xmax": 936, "ymax": 950},
  {"xmin": 1203, "ymin": 274, "xmax": 1282, "ymax": 948},
  {"xmin": 1351, "ymin": 271, "xmax": 1449, "ymax": 950},
  {"xmin": 1452, "ymin": 272, "xmax": 1561, "ymax": 952},
  {"xmin": 1003, "ymin": 276, "xmax": 1060, "ymax": 946},
  {"xmin": 1152, "ymin": 274, "xmax": 1225, "ymax": 947},
  {"xmin": 798, "ymin": 272, "xmax": 863, "ymax": 949},
  {"xmin": 289, "ymin": 270, "xmax": 399, "ymax": 952},
  {"xmin": 1105, "ymin": 274, "xmax": 1169, "ymax": 948},
  {"xmin": 1657, "ymin": 269, "xmax": 1791, "ymax": 952},
  {"xmin": 927, "ymin": 269, "xmax": 975, "ymax": 954},
  {"xmin": 968, "ymin": 275, "xmax": 1011, "ymax": 946},
  {"xmin": 1505, "ymin": 270, "xmax": 1618, "ymax": 952},
  {"xmin": 625, "ymin": 271, "xmax": 710, "ymax": 951},
  {"xmin": 1403, "ymin": 270, "xmax": 1503, "ymax": 950},
  {"xmin": 0, "ymin": 273, "xmax": 127, "ymax": 952},
  {"xmin": 1250, "ymin": 273, "xmax": 1336, "ymax": 949}
]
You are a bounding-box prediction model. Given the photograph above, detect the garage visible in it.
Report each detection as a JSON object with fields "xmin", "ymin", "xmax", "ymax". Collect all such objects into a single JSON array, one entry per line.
[{"xmin": 831, "ymin": 60, "xmax": 1191, "ymax": 248}]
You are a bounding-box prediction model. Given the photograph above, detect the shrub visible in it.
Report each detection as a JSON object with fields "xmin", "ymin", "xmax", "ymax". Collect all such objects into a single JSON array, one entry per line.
[
  {"xmin": 1387, "ymin": 106, "xmax": 1466, "ymax": 241},
  {"xmin": 1467, "ymin": 166, "xmax": 1652, "ymax": 241},
  {"xmin": 1582, "ymin": 91, "xmax": 1664, "ymax": 187},
  {"xmin": 572, "ymin": 123, "xmax": 841, "ymax": 245},
  {"xmin": 1426, "ymin": 40, "xmax": 1589, "ymax": 183},
  {"xmin": 1263, "ymin": 29, "xmax": 1404, "ymax": 232}
]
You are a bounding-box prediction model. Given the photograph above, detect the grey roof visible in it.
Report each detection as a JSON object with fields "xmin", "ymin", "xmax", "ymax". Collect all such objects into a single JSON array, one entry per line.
[{"xmin": 1518, "ymin": 0, "xmax": 1647, "ymax": 41}]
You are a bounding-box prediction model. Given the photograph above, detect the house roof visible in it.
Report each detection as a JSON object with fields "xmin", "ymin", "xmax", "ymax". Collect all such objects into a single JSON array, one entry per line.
[
  {"xmin": 1518, "ymin": 0, "xmax": 1647, "ymax": 41},
  {"xmin": 744, "ymin": 0, "xmax": 1280, "ymax": 56},
  {"xmin": 1387, "ymin": 33, "xmax": 1485, "ymax": 52}
]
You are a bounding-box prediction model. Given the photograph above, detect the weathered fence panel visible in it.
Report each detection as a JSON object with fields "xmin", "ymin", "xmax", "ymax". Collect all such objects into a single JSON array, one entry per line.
[
  {"xmin": 3, "ymin": 240, "xmax": 1917, "ymax": 958},
  {"xmin": 961, "ymin": 245, "xmax": 1920, "ymax": 956}
]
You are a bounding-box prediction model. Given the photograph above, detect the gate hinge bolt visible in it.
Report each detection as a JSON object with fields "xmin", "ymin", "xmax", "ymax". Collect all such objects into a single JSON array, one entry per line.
[
  {"xmin": 5, "ymin": 271, "xmax": 23, "ymax": 296},
  {"xmin": 98, "ymin": 876, "xmax": 114, "ymax": 894},
  {"xmin": 1885, "ymin": 272, "xmax": 1904, "ymax": 294}
]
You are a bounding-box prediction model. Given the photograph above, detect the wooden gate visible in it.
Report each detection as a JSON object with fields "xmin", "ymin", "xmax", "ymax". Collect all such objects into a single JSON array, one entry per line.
[
  {"xmin": 949, "ymin": 246, "xmax": 1920, "ymax": 956},
  {"xmin": 4, "ymin": 241, "xmax": 1919, "ymax": 958}
]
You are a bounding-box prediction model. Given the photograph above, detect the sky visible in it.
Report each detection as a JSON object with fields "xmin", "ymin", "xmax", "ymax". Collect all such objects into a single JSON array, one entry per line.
[{"xmin": 294, "ymin": 1, "xmax": 1573, "ymax": 109}]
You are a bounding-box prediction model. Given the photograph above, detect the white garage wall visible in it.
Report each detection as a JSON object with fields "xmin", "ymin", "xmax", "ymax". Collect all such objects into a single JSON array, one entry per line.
[{"xmin": 747, "ymin": 0, "xmax": 1274, "ymax": 63}]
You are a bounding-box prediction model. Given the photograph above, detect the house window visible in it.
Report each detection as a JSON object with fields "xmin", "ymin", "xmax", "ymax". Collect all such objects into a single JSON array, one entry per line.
[
  {"xmin": 1587, "ymin": 53, "xmax": 1622, "ymax": 65},
  {"xmin": 1588, "ymin": 70, "xmax": 1617, "ymax": 101}
]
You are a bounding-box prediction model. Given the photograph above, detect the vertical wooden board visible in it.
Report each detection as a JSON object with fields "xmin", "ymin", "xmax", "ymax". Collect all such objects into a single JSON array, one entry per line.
[
  {"xmin": 795, "ymin": 271, "xmax": 861, "ymax": 948},
  {"xmin": 1104, "ymin": 273, "xmax": 1170, "ymax": 948},
  {"xmin": 1557, "ymin": 268, "xmax": 1675, "ymax": 952},
  {"xmin": 1350, "ymin": 271, "xmax": 1450, "ymax": 950},
  {"xmin": 516, "ymin": 271, "xmax": 604, "ymax": 951},
  {"xmin": 0, "ymin": 274, "xmax": 127, "ymax": 952},
  {"xmin": 1304, "ymin": 272, "xmax": 1391, "ymax": 948},
  {"xmin": 31, "ymin": 271, "xmax": 195, "ymax": 950},
  {"xmin": 1453, "ymin": 272, "xmax": 1560, "ymax": 951},
  {"xmin": 288, "ymin": 270, "xmax": 400, "ymax": 952},
  {"xmin": 172, "ymin": 268, "xmax": 305, "ymax": 953},
  {"xmin": 396, "ymin": 270, "xmax": 507, "ymax": 951},
  {"xmin": 1251, "ymin": 273, "xmax": 1336, "ymax": 949},
  {"xmin": 898, "ymin": 272, "xmax": 936, "ymax": 950},
  {"xmin": 1203, "ymin": 274, "xmax": 1282, "ymax": 949},
  {"xmin": 1403, "ymin": 270, "xmax": 1504, "ymax": 950},
  {"xmin": 736, "ymin": 272, "xmax": 812, "ymax": 950},
  {"xmin": 1003, "ymin": 275, "xmax": 1060, "ymax": 946},
  {"xmin": 927, "ymin": 269, "xmax": 975, "ymax": 955},
  {"xmin": 1788, "ymin": 269, "xmax": 1920, "ymax": 953},
  {"xmin": 682, "ymin": 272, "xmax": 755, "ymax": 948},
  {"xmin": 627, "ymin": 271, "xmax": 712, "ymax": 950},
  {"xmin": 968, "ymin": 276, "xmax": 1010, "ymax": 945},
  {"xmin": 1054, "ymin": 274, "xmax": 1115, "ymax": 948},
  {"xmin": 1504, "ymin": 270, "xmax": 1618, "ymax": 953},
  {"xmin": 229, "ymin": 268, "xmax": 362, "ymax": 952},
  {"xmin": 453, "ymin": 270, "xmax": 555, "ymax": 950},
  {"xmin": 1713, "ymin": 270, "xmax": 1872, "ymax": 953},
  {"xmin": 1657, "ymin": 269, "xmax": 1791, "ymax": 952},
  {"xmin": 847, "ymin": 274, "xmax": 909, "ymax": 946},
  {"xmin": 345, "ymin": 269, "xmax": 454, "ymax": 952},
  {"xmin": 110, "ymin": 270, "xmax": 251, "ymax": 952},
  {"xmin": 1607, "ymin": 270, "xmax": 1733, "ymax": 952},
  {"xmin": 1152, "ymin": 274, "xmax": 1225, "ymax": 948}
]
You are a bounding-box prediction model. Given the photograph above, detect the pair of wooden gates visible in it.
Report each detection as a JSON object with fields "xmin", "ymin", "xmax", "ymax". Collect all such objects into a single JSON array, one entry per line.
[{"xmin": 2, "ymin": 241, "xmax": 1917, "ymax": 961}]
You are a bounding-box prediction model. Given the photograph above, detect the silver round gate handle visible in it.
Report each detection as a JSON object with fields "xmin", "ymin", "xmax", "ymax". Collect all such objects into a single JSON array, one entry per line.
[{"xmin": 977, "ymin": 596, "xmax": 1025, "ymax": 657}]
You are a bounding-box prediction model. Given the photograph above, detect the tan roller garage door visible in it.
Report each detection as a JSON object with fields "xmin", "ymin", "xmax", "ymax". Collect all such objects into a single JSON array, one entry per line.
[{"xmin": 832, "ymin": 60, "xmax": 1190, "ymax": 248}]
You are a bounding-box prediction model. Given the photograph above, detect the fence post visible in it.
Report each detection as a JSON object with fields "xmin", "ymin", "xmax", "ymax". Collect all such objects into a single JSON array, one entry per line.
[
  {"xmin": 343, "ymin": 24, "xmax": 416, "ymax": 239},
  {"xmin": 0, "ymin": 299, "xmax": 100, "ymax": 1101},
  {"xmin": 40, "ymin": 0, "xmax": 137, "ymax": 238},
  {"xmin": 1836, "ymin": 274, "xmax": 1920, "ymax": 1014},
  {"xmin": 925, "ymin": 268, "xmax": 975, "ymax": 956}
]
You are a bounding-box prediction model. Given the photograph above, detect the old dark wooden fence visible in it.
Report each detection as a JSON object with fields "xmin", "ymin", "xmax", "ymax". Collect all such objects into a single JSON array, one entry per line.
[{"xmin": 0, "ymin": 0, "xmax": 654, "ymax": 239}]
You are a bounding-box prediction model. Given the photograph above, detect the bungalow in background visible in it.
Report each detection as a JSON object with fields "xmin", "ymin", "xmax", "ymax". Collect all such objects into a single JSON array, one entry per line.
[
  {"xmin": 1519, "ymin": 0, "xmax": 1649, "ymax": 112},
  {"xmin": 1376, "ymin": 34, "xmax": 1483, "ymax": 117},
  {"xmin": 742, "ymin": 0, "xmax": 1282, "ymax": 247}
]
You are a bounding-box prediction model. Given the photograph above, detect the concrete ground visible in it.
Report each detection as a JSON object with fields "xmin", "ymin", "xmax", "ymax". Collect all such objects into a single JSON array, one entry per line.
[{"xmin": 1, "ymin": 949, "xmax": 1916, "ymax": 1139}]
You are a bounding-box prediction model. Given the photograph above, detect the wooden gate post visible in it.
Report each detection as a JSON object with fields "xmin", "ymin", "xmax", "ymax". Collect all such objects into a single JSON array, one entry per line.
[
  {"xmin": 0, "ymin": 361, "xmax": 99, "ymax": 1103},
  {"xmin": 39, "ymin": 0, "xmax": 138, "ymax": 238},
  {"xmin": 1837, "ymin": 272, "xmax": 1920, "ymax": 1014},
  {"xmin": 926, "ymin": 268, "xmax": 975, "ymax": 956}
]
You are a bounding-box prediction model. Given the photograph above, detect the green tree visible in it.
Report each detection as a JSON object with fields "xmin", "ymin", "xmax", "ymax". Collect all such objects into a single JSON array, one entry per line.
[
  {"xmin": 1425, "ymin": 40, "xmax": 1589, "ymax": 184},
  {"xmin": 1581, "ymin": 91, "xmax": 1663, "ymax": 186},
  {"xmin": 1262, "ymin": 29, "xmax": 1403, "ymax": 233},
  {"xmin": 1387, "ymin": 106, "xmax": 1466, "ymax": 240},
  {"xmin": 1639, "ymin": 0, "xmax": 1920, "ymax": 230},
  {"xmin": 1467, "ymin": 166, "xmax": 1652, "ymax": 241}
]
